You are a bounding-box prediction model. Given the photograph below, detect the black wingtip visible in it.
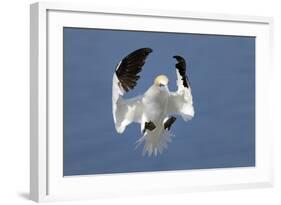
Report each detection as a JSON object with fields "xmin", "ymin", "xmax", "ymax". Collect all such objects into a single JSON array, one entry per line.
[
  {"xmin": 173, "ymin": 55, "xmax": 184, "ymax": 61},
  {"xmin": 173, "ymin": 55, "xmax": 189, "ymax": 88},
  {"xmin": 115, "ymin": 47, "xmax": 153, "ymax": 92},
  {"xmin": 140, "ymin": 47, "xmax": 153, "ymax": 53}
]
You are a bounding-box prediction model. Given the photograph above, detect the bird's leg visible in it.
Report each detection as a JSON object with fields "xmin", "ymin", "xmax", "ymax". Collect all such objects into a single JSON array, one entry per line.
[
  {"xmin": 164, "ymin": 116, "xmax": 177, "ymax": 131},
  {"xmin": 143, "ymin": 121, "xmax": 156, "ymax": 133}
]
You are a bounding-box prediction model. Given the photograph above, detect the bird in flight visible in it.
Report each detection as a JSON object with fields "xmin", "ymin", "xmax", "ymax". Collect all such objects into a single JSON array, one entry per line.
[{"xmin": 112, "ymin": 48, "xmax": 194, "ymax": 156}]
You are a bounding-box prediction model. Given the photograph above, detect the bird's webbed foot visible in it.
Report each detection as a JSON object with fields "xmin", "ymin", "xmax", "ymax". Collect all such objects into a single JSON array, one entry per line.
[
  {"xmin": 164, "ymin": 116, "xmax": 177, "ymax": 131},
  {"xmin": 143, "ymin": 121, "xmax": 156, "ymax": 133}
]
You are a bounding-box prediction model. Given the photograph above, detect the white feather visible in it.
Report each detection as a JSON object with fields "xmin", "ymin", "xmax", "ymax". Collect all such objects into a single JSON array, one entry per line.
[{"xmin": 136, "ymin": 129, "xmax": 175, "ymax": 156}]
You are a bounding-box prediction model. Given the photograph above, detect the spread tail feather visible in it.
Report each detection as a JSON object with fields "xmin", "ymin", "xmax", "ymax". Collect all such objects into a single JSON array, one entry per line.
[{"xmin": 135, "ymin": 130, "xmax": 175, "ymax": 156}]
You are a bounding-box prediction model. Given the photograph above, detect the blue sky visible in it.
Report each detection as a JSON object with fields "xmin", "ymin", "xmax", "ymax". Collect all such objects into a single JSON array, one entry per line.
[{"xmin": 63, "ymin": 27, "xmax": 255, "ymax": 176}]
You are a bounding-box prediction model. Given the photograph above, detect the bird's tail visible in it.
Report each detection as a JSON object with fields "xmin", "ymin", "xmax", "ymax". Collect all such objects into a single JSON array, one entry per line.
[{"xmin": 135, "ymin": 130, "xmax": 174, "ymax": 156}]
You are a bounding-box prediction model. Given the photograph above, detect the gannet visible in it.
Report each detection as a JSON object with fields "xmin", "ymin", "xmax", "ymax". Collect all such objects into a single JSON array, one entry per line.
[{"xmin": 112, "ymin": 48, "xmax": 194, "ymax": 156}]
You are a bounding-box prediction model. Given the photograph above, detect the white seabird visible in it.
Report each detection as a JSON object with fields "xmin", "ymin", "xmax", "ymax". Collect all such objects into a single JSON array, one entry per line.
[{"xmin": 112, "ymin": 48, "xmax": 195, "ymax": 156}]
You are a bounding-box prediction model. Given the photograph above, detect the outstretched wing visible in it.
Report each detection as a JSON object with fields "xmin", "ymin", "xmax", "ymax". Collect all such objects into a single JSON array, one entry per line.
[
  {"xmin": 167, "ymin": 55, "xmax": 194, "ymax": 121},
  {"xmin": 112, "ymin": 48, "xmax": 153, "ymax": 133}
]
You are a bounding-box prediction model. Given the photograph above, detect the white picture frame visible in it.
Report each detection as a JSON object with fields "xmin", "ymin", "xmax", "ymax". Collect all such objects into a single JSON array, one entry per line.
[{"xmin": 30, "ymin": 1, "xmax": 274, "ymax": 202}]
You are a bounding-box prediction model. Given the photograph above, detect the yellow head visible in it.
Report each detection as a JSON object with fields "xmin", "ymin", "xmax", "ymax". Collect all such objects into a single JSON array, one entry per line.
[{"xmin": 154, "ymin": 75, "xmax": 169, "ymax": 87}]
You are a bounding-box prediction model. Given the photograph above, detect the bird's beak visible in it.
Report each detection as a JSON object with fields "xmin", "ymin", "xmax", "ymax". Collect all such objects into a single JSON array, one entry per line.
[{"xmin": 158, "ymin": 83, "xmax": 168, "ymax": 92}]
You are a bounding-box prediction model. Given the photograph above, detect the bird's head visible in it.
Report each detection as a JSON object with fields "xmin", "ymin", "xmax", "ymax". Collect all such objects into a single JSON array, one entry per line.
[{"xmin": 154, "ymin": 75, "xmax": 169, "ymax": 88}]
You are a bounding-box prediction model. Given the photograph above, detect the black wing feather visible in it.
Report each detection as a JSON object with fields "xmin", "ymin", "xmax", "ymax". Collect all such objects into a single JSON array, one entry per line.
[
  {"xmin": 116, "ymin": 48, "xmax": 152, "ymax": 92},
  {"xmin": 173, "ymin": 55, "xmax": 190, "ymax": 88}
]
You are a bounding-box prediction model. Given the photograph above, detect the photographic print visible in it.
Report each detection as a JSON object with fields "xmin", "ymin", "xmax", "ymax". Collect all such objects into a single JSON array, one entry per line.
[{"xmin": 63, "ymin": 28, "xmax": 255, "ymax": 176}]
